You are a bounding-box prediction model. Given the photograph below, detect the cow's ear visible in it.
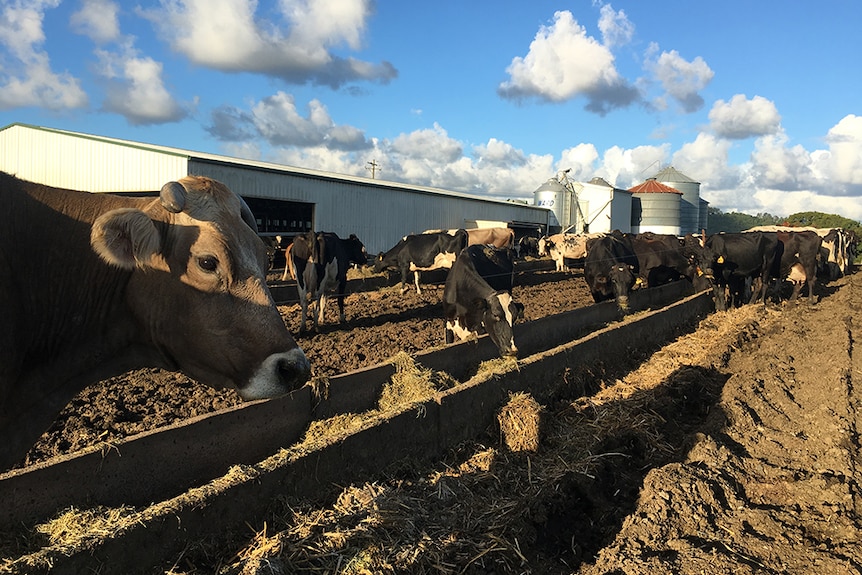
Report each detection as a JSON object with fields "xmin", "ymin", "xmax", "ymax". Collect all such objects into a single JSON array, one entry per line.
[
  {"xmin": 514, "ymin": 302, "xmax": 525, "ymax": 321},
  {"xmin": 91, "ymin": 208, "xmax": 161, "ymax": 270}
]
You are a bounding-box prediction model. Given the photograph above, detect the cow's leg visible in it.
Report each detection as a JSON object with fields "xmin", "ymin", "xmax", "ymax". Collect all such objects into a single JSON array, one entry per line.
[
  {"xmin": 336, "ymin": 280, "xmax": 347, "ymax": 323},
  {"xmin": 297, "ymin": 285, "xmax": 309, "ymax": 333},
  {"xmin": 315, "ymin": 291, "xmax": 327, "ymax": 328},
  {"xmin": 400, "ymin": 266, "xmax": 410, "ymax": 294},
  {"xmin": 414, "ymin": 271, "xmax": 422, "ymax": 294},
  {"xmin": 713, "ymin": 282, "xmax": 728, "ymax": 312}
]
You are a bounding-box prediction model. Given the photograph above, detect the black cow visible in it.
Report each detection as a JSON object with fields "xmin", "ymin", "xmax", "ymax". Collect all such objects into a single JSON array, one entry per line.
[
  {"xmin": 583, "ymin": 233, "xmax": 640, "ymax": 310},
  {"xmin": 629, "ymin": 232, "xmax": 711, "ymax": 291},
  {"xmin": 774, "ymin": 230, "xmax": 821, "ymax": 305},
  {"xmin": 443, "ymin": 245, "xmax": 524, "ymax": 357},
  {"xmin": 373, "ymin": 229, "xmax": 468, "ymax": 294},
  {"xmin": 289, "ymin": 231, "xmax": 367, "ymax": 332},
  {"xmin": 517, "ymin": 235, "xmax": 540, "ymax": 258},
  {"xmin": 698, "ymin": 232, "xmax": 783, "ymax": 311}
]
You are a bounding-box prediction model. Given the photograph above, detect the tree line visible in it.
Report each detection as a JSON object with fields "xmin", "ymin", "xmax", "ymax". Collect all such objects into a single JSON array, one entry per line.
[{"xmin": 706, "ymin": 207, "xmax": 862, "ymax": 238}]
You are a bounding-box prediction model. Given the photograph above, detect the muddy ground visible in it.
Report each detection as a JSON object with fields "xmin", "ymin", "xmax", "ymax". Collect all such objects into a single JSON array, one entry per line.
[
  {"xmin": 23, "ymin": 266, "xmax": 595, "ymax": 467},
  {"xmin": 159, "ymin": 270, "xmax": 859, "ymax": 574},
  {"xmin": 13, "ymin": 265, "xmax": 862, "ymax": 575}
]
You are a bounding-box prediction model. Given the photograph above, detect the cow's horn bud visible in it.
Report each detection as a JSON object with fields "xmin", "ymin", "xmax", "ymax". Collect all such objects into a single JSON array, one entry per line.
[{"xmin": 160, "ymin": 181, "xmax": 187, "ymax": 213}]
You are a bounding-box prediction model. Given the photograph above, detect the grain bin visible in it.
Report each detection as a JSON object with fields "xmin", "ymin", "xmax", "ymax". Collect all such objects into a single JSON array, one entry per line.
[
  {"xmin": 629, "ymin": 178, "xmax": 682, "ymax": 235},
  {"xmin": 653, "ymin": 166, "xmax": 700, "ymax": 235},
  {"xmin": 533, "ymin": 176, "xmax": 573, "ymax": 232}
]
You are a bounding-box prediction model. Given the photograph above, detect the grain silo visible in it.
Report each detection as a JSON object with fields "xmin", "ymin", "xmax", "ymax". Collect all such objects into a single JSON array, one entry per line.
[
  {"xmin": 628, "ymin": 178, "xmax": 682, "ymax": 235},
  {"xmin": 653, "ymin": 166, "xmax": 701, "ymax": 235},
  {"xmin": 533, "ymin": 175, "xmax": 574, "ymax": 231}
]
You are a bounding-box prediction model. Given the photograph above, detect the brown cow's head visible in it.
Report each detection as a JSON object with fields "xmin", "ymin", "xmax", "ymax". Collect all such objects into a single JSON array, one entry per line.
[{"xmin": 90, "ymin": 176, "xmax": 310, "ymax": 400}]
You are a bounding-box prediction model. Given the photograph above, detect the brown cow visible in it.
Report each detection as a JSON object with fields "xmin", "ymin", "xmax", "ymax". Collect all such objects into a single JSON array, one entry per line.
[
  {"xmin": 539, "ymin": 232, "xmax": 606, "ymax": 271},
  {"xmin": 465, "ymin": 227, "xmax": 514, "ymax": 249},
  {"xmin": 0, "ymin": 172, "xmax": 310, "ymax": 471}
]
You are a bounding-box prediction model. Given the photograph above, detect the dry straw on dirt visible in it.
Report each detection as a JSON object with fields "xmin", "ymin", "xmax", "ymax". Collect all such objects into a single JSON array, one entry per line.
[{"xmin": 497, "ymin": 392, "xmax": 542, "ymax": 452}]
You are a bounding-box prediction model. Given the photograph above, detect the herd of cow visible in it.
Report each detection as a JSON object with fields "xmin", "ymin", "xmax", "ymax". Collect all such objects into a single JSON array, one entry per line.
[
  {"xmin": 0, "ymin": 171, "xmax": 857, "ymax": 472},
  {"xmin": 281, "ymin": 223, "xmax": 857, "ymax": 346}
]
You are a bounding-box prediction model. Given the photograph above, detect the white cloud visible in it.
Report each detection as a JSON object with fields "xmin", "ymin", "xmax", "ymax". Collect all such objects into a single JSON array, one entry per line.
[
  {"xmin": 598, "ymin": 4, "xmax": 634, "ymax": 48},
  {"xmin": 556, "ymin": 143, "xmax": 601, "ymax": 183},
  {"xmin": 748, "ymin": 132, "xmax": 814, "ymax": 191},
  {"xmin": 473, "ymin": 138, "xmax": 527, "ymax": 169},
  {"xmin": 497, "ymin": 10, "xmax": 639, "ymax": 114},
  {"xmin": 390, "ymin": 124, "xmax": 462, "ymax": 163},
  {"xmin": 71, "ymin": 0, "xmax": 120, "ymax": 43},
  {"xmin": 143, "ymin": 0, "xmax": 396, "ymax": 87},
  {"xmin": 709, "ymin": 94, "xmax": 781, "ymax": 139},
  {"xmin": 671, "ymin": 133, "xmax": 736, "ymax": 188},
  {"xmin": 97, "ymin": 46, "xmax": 188, "ymax": 125},
  {"xmin": 645, "ymin": 45, "xmax": 713, "ymax": 113},
  {"xmin": 598, "ymin": 144, "xmax": 672, "ymax": 188},
  {"xmin": 818, "ymin": 114, "xmax": 862, "ymax": 191},
  {"xmin": 248, "ymin": 91, "xmax": 369, "ymax": 150},
  {"xmin": 0, "ymin": 0, "xmax": 88, "ymax": 110}
]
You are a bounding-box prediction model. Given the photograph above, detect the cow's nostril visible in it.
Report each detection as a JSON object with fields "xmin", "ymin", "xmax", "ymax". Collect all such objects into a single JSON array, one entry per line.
[{"xmin": 277, "ymin": 350, "xmax": 311, "ymax": 391}]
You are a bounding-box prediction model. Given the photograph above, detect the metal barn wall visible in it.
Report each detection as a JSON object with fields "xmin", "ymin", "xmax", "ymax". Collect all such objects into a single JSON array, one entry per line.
[
  {"xmin": 190, "ymin": 160, "xmax": 548, "ymax": 254},
  {"xmin": 0, "ymin": 124, "xmax": 188, "ymax": 192},
  {"xmin": 0, "ymin": 124, "xmax": 550, "ymax": 256}
]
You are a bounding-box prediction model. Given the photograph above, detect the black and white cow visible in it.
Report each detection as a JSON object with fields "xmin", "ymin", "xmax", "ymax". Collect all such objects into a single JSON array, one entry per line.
[
  {"xmin": 289, "ymin": 231, "xmax": 367, "ymax": 332},
  {"xmin": 583, "ymin": 233, "xmax": 640, "ymax": 310},
  {"xmin": 629, "ymin": 232, "xmax": 709, "ymax": 289},
  {"xmin": 697, "ymin": 231, "xmax": 783, "ymax": 311},
  {"xmin": 773, "ymin": 230, "xmax": 821, "ymax": 305},
  {"xmin": 373, "ymin": 229, "xmax": 468, "ymax": 294},
  {"xmin": 443, "ymin": 245, "xmax": 524, "ymax": 357}
]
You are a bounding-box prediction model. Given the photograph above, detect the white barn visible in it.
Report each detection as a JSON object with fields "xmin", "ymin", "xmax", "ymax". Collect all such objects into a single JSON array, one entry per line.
[{"xmin": 0, "ymin": 123, "xmax": 551, "ymax": 254}]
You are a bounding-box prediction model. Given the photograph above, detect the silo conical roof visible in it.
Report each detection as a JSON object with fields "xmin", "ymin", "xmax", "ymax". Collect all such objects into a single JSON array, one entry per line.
[
  {"xmin": 629, "ymin": 178, "xmax": 683, "ymax": 194},
  {"xmin": 653, "ymin": 166, "xmax": 700, "ymax": 184}
]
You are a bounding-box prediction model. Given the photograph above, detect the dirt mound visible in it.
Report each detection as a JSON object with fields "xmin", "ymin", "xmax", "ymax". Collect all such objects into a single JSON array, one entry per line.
[{"xmin": 584, "ymin": 271, "xmax": 862, "ymax": 574}]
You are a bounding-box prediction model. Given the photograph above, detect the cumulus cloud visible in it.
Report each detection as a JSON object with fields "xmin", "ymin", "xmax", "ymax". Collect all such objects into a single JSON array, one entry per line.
[
  {"xmin": 142, "ymin": 0, "xmax": 396, "ymax": 88},
  {"xmin": 473, "ymin": 138, "xmax": 528, "ymax": 169},
  {"xmin": 748, "ymin": 132, "xmax": 815, "ymax": 191},
  {"xmin": 597, "ymin": 4, "xmax": 634, "ymax": 48},
  {"xmin": 96, "ymin": 45, "xmax": 189, "ymax": 125},
  {"xmin": 71, "ymin": 0, "xmax": 120, "ymax": 43},
  {"xmin": 709, "ymin": 94, "xmax": 781, "ymax": 139},
  {"xmin": 818, "ymin": 114, "xmax": 862, "ymax": 191},
  {"xmin": 645, "ymin": 45, "xmax": 714, "ymax": 113},
  {"xmin": 207, "ymin": 92, "xmax": 370, "ymax": 151},
  {"xmin": 0, "ymin": 0, "xmax": 88, "ymax": 110},
  {"xmin": 391, "ymin": 124, "xmax": 463, "ymax": 163},
  {"xmin": 497, "ymin": 10, "xmax": 639, "ymax": 114}
]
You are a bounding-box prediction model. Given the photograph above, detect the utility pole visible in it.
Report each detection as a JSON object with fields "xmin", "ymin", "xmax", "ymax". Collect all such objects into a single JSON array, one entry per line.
[{"xmin": 366, "ymin": 159, "xmax": 380, "ymax": 179}]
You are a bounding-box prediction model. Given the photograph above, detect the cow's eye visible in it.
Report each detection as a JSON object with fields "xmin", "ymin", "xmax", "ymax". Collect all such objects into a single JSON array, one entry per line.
[{"xmin": 198, "ymin": 256, "xmax": 219, "ymax": 272}]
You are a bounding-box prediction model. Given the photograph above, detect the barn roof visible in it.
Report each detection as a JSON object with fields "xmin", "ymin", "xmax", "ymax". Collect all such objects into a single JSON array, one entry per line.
[{"xmin": 628, "ymin": 178, "xmax": 683, "ymax": 194}]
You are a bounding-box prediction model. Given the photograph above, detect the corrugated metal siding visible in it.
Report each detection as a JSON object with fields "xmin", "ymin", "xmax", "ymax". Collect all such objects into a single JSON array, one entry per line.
[
  {"xmin": 0, "ymin": 124, "xmax": 188, "ymax": 192},
  {"xmin": 1, "ymin": 124, "xmax": 549, "ymax": 255},
  {"xmin": 190, "ymin": 160, "xmax": 548, "ymax": 254}
]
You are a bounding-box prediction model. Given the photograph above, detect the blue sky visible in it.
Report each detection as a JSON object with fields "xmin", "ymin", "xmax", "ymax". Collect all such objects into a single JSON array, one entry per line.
[{"xmin": 2, "ymin": 0, "xmax": 862, "ymax": 222}]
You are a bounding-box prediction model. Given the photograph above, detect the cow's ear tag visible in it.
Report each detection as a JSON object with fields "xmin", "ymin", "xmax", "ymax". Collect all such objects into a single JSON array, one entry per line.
[
  {"xmin": 635, "ymin": 277, "xmax": 644, "ymax": 285},
  {"xmin": 717, "ymin": 255, "xmax": 725, "ymax": 264},
  {"xmin": 91, "ymin": 208, "xmax": 161, "ymax": 270}
]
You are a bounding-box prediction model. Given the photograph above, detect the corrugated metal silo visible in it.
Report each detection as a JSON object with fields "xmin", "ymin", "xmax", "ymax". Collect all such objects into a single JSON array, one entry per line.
[
  {"xmin": 698, "ymin": 198, "xmax": 710, "ymax": 234},
  {"xmin": 653, "ymin": 166, "xmax": 700, "ymax": 235},
  {"xmin": 628, "ymin": 178, "xmax": 682, "ymax": 235},
  {"xmin": 533, "ymin": 177, "xmax": 571, "ymax": 231}
]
